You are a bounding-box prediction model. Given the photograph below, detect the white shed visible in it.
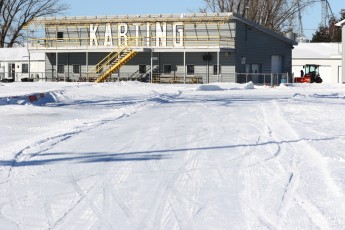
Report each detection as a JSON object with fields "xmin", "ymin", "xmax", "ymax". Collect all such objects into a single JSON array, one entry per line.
[
  {"xmin": 292, "ymin": 43, "xmax": 342, "ymax": 83},
  {"xmin": 0, "ymin": 47, "xmax": 45, "ymax": 81}
]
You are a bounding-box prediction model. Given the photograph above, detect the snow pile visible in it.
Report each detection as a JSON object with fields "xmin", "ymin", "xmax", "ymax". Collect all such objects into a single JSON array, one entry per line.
[
  {"xmin": 243, "ymin": 81, "xmax": 254, "ymax": 89},
  {"xmin": 197, "ymin": 81, "xmax": 254, "ymax": 91},
  {"xmin": 196, "ymin": 84, "xmax": 224, "ymax": 91}
]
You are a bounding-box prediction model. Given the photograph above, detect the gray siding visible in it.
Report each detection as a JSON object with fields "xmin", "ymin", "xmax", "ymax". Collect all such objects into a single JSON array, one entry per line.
[
  {"xmin": 235, "ymin": 21, "xmax": 292, "ymax": 74},
  {"xmin": 121, "ymin": 52, "xmax": 235, "ymax": 83}
]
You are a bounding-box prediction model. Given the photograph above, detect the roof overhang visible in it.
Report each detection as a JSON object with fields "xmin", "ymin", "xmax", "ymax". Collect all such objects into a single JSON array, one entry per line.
[
  {"xmin": 26, "ymin": 12, "xmax": 296, "ymax": 47},
  {"xmin": 26, "ymin": 13, "xmax": 234, "ymax": 27},
  {"xmin": 336, "ymin": 19, "xmax": 345, "ymax": 27}
]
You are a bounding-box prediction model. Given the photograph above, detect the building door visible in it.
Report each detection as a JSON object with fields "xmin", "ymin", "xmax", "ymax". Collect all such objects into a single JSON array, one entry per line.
[
  {"xmin": 271, "ymin": 55, "xmax": 283, "ymax": 73},
  {"xmin": 8, "ymin": 63, "xmax": 15, "ymax": 80}
]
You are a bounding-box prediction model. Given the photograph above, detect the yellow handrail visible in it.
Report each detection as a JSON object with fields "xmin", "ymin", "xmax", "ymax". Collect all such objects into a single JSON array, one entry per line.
[{"xmin": 94, "ymin": 50, "xmax": 137, "ymax": 83}]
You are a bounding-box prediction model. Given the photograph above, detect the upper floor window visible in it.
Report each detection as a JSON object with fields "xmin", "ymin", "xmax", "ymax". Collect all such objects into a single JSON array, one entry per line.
[{"xmin": 57, "ymin": 32, "xmax": 63, "ymax": 41}]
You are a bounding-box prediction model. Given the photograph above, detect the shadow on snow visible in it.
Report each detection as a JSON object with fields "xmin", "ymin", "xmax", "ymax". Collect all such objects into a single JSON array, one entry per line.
[{"xmin": 1, "ymin": 136, "xmax": 339, "ymax": 167}]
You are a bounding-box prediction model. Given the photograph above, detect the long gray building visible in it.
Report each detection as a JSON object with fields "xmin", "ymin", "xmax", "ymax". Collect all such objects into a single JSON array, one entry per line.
[{"xmin": 27, "ymin": 12, "xmax": 297, "ymax": 83}]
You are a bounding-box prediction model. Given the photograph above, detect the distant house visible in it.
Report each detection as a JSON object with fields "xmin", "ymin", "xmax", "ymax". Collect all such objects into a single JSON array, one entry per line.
[
  {"xmin": 25, "ymin": 12, "xmax": 296, "ymax": 83},
  {"xmin": 0, "ymin": 48, "xmax": 45, "ymax": 81},
  {"xmin": 292, "ymin": 43, "xmax": 342, "ymax": 84}
]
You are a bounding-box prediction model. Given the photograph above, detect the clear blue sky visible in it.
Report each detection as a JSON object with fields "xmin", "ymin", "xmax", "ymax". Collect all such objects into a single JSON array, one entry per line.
[{"xmin": 63, "ymin": 0, "xmax": 345, "ymax": 39}]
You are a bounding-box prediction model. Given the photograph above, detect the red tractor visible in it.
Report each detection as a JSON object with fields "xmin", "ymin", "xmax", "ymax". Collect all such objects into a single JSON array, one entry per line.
[{"xmin": 294, "ymin": 64, "xmax": 323, "ymax": 83}]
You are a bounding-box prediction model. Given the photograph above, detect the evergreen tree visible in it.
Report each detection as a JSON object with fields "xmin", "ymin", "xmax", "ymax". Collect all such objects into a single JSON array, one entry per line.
[{"xmin": 311, "ymin": 17, "xmax": 341, "ymax": 42}]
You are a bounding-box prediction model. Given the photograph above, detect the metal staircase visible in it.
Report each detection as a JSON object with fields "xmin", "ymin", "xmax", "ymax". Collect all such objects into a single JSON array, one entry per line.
[{"xmin": 87, "ymin": 47, "xmax": 138, "ymax": 83}]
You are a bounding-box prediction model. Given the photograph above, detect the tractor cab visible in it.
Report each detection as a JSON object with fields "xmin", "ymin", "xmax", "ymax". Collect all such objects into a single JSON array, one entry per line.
[{"xmin": 294, "ymin": 64, "xmax": 322, "ymax": 83}]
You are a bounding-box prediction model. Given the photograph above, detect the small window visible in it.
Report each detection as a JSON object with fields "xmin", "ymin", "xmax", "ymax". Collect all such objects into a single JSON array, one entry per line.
[
  {"xmin": 213, "ymin": 65, "xmax": 221, "ymax": 75},
  {"xmin": 22, "ymin": 63, "xmax": 28, "ymax": 73},
  {"xmin": 57, "ymin": 32, "xmax": 63, "ymax": 41},
  {"xmin": 164, "ymin": 65, "xmax": 172, "ymax": 75},
  {"xmin": 57, "ymin": 64, "xmax": 64, "ymax": 74},
  {"xmin": 187, "ymin": 65, "xmax": 194, "ymax": 75},
  {"xmin": 73, "ymin": 65, "xmax": 80, "ymax": 74},
  {"xmin": 139, "ymin": 65, "xmax": 146, "ymax": 74}
]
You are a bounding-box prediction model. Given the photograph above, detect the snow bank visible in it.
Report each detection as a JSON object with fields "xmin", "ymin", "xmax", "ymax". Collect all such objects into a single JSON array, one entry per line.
[
  {"xmin": 197, "ymin": 81, "xmax": 254, "ymax": 91},
  {"xmin": 196, "ymin": 84, "xmax": 224, "ymax": 91},
  {"xmin": 0, "ymin": 92, "xmax": 58, "ymax": 106}
]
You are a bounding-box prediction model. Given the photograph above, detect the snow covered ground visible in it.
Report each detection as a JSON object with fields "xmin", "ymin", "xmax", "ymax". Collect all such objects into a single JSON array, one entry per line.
[{"xmin": 1, "ymin": 81, "xmax": 345, "ymax": 229}]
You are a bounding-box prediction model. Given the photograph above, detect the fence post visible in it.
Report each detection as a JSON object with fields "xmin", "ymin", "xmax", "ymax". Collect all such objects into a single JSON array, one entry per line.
[{"xmin": 271, "ymin": 73, "xmax": 273, "ymax": 87}]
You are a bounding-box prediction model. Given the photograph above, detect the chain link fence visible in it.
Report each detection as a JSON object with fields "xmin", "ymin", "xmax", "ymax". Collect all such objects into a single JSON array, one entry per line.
[{"xmin": 235, "ymin": 73, "xmax": 291, "ymax": 86}]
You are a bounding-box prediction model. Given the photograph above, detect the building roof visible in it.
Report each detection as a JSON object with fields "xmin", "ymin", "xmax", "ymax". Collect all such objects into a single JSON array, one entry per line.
[
  {"xmin": 336, "ymin": 19, "xmax": 345, "ymax": 27},
  {"xmin": 28, "ymin": 12, "xmax": 296, "ymax": 46},
  {"xmin": 292, "ymin": 43, "xmax": 342, "ymax": 59},
  {"xmin": 0, "ymin": 48, "xmax": 45, "ymax": 61},
  {"xmin": 230, "ymin": 14, "xmax": 297, "ymax": 46},
  {"xmin": 28, "ymin": 12, "xmax": 233, "ymax": 26}
]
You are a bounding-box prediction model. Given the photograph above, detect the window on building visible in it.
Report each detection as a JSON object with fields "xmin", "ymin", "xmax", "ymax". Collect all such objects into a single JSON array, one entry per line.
[
  {"xmin": 251, "ymin": 64, "xmax": 261, "ymax": 73},
  {"xmin": 57, "ymin": 64, "xmax": 64, "ymax": 74},
  {"xmin": 213, "ymin": 65, "xmax": 222, "ymax": 75},
  {"xmin": 22, "ymin": 63, "xmax": 28, "ymax": 73},
  {"xmin": 164, "ymin": 64, "xmax": 172, "ymax": 75},
  {"xmin": 73, "ymin": 65, "xmax": 80, "ymax": 74},
  {"xmin": 57, "ymin": 32, "xmax": 64, "ymax": 41},
  {"xmin": 139, "ymin": 65, "xmax": 146, "ymax": 74},
  {"xmin": 187, "ymin": 65, "xmax": 194, "ymax": 75}
]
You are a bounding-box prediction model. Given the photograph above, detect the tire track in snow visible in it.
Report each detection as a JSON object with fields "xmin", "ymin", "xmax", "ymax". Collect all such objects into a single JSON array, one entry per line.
[
  {"xmin": 259, "ymin": 100, "xmax": 304, "ymax": 229},
  {"xmin": 257, "ymin": 99, "xmax": 343, "ymax": 230},
  {"xmin": 271, "ymin": 100, "xmax": 345, "ymax": 229},
  {"xmin": 5, "ymin": 92, "xmax": 181, "ymax": 180},
  {"xmin": 52, "ymin": 159, "xmax": 116, "ymax": 229},
  {"xmin": 46, "ymin": 91, "xmax": 184, "ymax": 229},
  {"xmin": 139, "ymin": 103, "xmax": 205, "ymax": 230}
]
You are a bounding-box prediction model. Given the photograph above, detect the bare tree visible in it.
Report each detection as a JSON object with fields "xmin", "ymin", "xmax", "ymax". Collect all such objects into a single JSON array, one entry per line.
[
  {"xmin": 200, "ymin": 0, "xmax": 319, "ymax": 33},
  {"xmin": 0, "ymin": 0, "xmax": 69, "ymax": 48}
]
